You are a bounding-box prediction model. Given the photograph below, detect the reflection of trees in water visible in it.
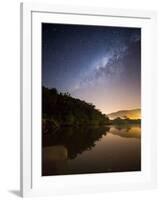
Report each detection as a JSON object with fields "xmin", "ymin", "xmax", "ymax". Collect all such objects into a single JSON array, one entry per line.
[
  {"xmin": 109, "ymin": 125, "xmax": 141, "ymax": 139},
  {"xmin": 43, "ymin": 126, "xmax": 109, "ymax": 159}
]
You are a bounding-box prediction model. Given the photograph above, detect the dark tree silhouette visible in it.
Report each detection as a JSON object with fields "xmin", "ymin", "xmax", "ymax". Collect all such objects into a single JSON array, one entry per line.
[{"xmin": 42, "ymin": 86, "xmax": 110, "ymax": 131}]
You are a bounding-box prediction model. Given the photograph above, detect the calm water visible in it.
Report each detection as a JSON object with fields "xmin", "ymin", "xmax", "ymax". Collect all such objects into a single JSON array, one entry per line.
[{"xmin": 42, "ymin": 124, "xmax": 141, "ymax": 176}]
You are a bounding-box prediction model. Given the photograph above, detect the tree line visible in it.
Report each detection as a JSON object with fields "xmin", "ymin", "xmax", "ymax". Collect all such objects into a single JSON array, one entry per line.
[
  {"xmin": 42, "ymin": 86, "xmax": 141, "ymax": 134},
  {"xmin": 111, "ymin": 117, "xmax": 141, "ymax": 125},
  {"xmin": 42, "ymin": 86, "xmax": 110, "ymax": 132}
]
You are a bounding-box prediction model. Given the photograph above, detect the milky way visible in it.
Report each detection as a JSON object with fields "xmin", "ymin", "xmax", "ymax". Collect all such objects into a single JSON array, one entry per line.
[{"xmin": 42, "ymin": 23, "xmax": 141, "ymax": 114}]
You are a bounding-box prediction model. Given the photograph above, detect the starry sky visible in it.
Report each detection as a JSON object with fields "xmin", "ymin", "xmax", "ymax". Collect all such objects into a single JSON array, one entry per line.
[{"xmin": 42, "ymin": 23, "xmax": 141, "ymax": 114}]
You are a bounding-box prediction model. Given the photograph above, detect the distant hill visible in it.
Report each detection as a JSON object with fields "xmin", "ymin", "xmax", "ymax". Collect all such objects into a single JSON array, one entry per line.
[{"xmin": 107, "ymin": 109, "xmax": 141, "ymax": 120}]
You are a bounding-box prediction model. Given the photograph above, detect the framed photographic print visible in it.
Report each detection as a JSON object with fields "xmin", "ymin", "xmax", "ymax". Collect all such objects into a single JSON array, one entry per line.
[{"xmin": 20, "ymin": 2, "xmax": 157, "ymax": 197}]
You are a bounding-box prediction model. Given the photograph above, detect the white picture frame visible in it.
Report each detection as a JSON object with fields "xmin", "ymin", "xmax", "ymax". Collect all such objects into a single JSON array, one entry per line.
[{"xmin": 20, "ymin": 2, "xmax": 157, "ymax": 197}]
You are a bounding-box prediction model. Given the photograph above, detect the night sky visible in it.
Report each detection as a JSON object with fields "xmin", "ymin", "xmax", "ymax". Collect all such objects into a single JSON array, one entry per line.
[{"xmin": 42, "ymin": 23, "xmax": 141, "ymax": 114}]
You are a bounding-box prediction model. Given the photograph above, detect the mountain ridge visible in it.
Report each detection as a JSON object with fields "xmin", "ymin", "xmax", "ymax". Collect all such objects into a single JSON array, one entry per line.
[{"xmin": 107, "ymin": 108, "xmax": 141, "ymax": 120}]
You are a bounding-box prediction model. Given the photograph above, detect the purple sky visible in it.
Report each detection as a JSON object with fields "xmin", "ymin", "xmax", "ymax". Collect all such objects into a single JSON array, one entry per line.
[{"xmin": 42, "ymin": 23, "xmax": 141, "ymax": 114}]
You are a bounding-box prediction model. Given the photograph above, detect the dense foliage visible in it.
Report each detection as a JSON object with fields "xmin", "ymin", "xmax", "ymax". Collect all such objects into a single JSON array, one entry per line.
[{"xmin": 42, "ymin": 86, "xmax": 109, "ymax": 130}]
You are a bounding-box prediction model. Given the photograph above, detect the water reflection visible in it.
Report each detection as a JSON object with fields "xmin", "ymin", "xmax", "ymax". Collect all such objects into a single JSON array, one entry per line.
[
  {"xmin": 43, "ymin": 126, "xmax": 109, "ymax": 159},
  {"xmin": 42, "ymin": 125, "xmax": 141, "ymax": 176},
  {"xmin": 109, "ymin": 125, "xmax": 141, "ymax": 139}
]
